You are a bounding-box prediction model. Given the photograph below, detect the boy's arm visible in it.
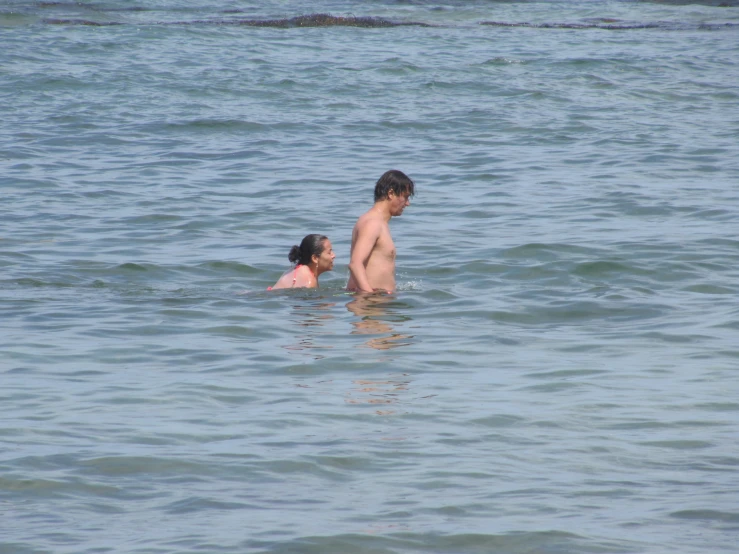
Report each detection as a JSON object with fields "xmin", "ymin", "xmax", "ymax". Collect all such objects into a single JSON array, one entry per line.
[{"xmin": 348, "ymin": 220, "xmax": 381, "ymax": 293}]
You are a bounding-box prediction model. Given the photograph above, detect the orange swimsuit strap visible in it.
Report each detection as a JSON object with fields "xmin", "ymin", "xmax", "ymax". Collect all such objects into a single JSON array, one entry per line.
[{"xmin": 267, "ymin": 264, "xmax": 314, "ymax": 291}]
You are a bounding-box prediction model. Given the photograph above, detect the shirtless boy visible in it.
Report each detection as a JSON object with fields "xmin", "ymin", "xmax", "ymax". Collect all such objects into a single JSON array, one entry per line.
[{"xmin": 347, "ymin": 170, "xmax": 415, "ymax": 294}]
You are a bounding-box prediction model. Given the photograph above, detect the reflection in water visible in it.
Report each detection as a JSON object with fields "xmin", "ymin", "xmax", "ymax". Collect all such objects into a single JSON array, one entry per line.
[
  {"xmin": 345, "ymin": 294, "xmax": 414, "ymax": 350},
  {"xmin": 343, "ymin": 296, "xmax": 425, "ymax": 416},
  {"xmin": 344, "ymin": 375, "xmax": 411, "ymax": 417},
  {"xmin": 282, "ymin": 300, "xmax": 335, "ymax": 359}
]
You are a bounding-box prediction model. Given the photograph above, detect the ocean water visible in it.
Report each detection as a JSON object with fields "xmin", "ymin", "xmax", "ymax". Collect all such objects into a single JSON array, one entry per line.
[{"xmin": 2, "ymin": 1, "xmax": 739, "ymax": 553}]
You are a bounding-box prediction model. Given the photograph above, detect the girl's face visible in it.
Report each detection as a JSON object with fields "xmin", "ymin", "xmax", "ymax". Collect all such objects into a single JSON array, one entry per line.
[{"xmin": 314, "ymin": 240, "xmax": 336, "ymax": 274}]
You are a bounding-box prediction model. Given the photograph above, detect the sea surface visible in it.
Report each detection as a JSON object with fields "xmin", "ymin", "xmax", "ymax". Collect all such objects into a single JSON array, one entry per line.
[{"xmin": 2, "ymin": 1, "xmax": 739, "ymax": 553}]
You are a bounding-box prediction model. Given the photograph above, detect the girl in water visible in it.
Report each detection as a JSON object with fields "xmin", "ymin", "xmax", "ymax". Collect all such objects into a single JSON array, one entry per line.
[{"xmin": 268, "ymin": 234, "xmax": 336, "ymax": 290}]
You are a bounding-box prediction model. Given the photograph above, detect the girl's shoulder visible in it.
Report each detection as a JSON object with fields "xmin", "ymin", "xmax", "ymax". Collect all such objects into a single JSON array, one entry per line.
[{"xmin": 293, "ymin": 265, "xmax": 316, "ymax": 288}]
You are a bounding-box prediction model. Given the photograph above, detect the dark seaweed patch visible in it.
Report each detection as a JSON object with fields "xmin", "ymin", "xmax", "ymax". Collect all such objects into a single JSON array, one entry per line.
[
  {"xmin": 41, "ymin": 12, "xmax": 431, "ymax": 28},
  {"xmin": 233, "ymin": 14, "xmax": 431, "ymax": 28},
  {"xmin": 43, "ymin": 18, "xmax": 122, "ymax": 26},
  {"xmin": 38, "ymin": 14, "xmax": 738, "ymax": 31}
]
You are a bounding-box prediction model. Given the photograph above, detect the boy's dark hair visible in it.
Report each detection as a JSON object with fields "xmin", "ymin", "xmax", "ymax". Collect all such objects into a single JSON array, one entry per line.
[{"xmin": 374, "ymin": 170, "xmax": 415, "ymax": 202}]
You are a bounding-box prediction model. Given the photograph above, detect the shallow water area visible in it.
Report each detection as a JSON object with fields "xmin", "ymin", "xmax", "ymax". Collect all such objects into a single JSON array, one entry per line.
[{"xmin": 2, "ymin": 1, "xmax": 739, "ymax": 553}]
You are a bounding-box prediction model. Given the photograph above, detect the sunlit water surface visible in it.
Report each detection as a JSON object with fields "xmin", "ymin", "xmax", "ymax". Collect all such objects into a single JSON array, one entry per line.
[{"xmin": 2, "ymin": 1, "xmax": 739, "ymax": 553}]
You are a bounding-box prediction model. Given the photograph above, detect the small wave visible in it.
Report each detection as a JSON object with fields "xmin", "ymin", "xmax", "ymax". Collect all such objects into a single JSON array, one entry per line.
[
  {"xmin": 43, "ymin": 18, "xmax": 122, "ymax": 26},
  {"xmin": 670, "ymin": 509, "xmax": 739, "ymax": 523},
  {"xmin": 198, "ymin": 261, "xmax": 260, "ymax": 275},
  {"xmin": 573, "ymin": 260, "xmax": 650, "ymax": 278},
  {"xmin": 480, "ymin": 57, "xmax": 526, "ymax": 66},
  {"xmin": 38, "ymin": 1, "xmax": 146, "ymax": 12},
  {"xmin": 245, "ymin": 530, "xmax": 626, "ymax": 554},
  {"xmin": 470, "ymin": 414, "xmax": 526, "ymax": 428},
  {"xmin": 504, "ymin": 243, "xmax": 598, "ymax": 256},
  {"xmin": 11, "ymin": 277, "xmax": 74, "ymax": 288},
  {"xmin": 116, "ymin": 262, "xmax": 148, "ymax": 272},
  {"xmin": 396, "ymin": 280, "xmax": 422, "ymax": 291},
  {"xmin": 0, "ymin": 475, "xmax": 121, "ymax": 499},
  {"xmin": 163, "ymin": 496, "xmax": 252, "ymax": 514},
  {"xmin": 481, "ymin": 20, "xmax": 661, "ymax": 30},
  {"xmin": 79, "ymin": 455, "xmax": 208, "ymax": 477},
  {"xmin": 176, "ymin": 119, "xmax": 266, "ymax": 130},
  {"xmin": 639, "ymin": 440, "xmax": 714, "ymax": 449},
  {"xmin": 481, "ymin": 20, "xmax": 739, "ymax": 31}
]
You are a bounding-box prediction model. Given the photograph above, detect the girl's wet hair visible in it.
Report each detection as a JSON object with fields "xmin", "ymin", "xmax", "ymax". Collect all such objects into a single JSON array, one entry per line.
[
  {"xmin": 289, "ymin": 234, "xmax": 328, "ymax": 266},
  {"xmin": 374, "ymin": 169, "xmax": 415, "ymax": 202}
]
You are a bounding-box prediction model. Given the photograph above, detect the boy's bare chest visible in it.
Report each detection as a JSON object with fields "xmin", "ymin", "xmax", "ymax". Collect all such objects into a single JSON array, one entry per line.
[{"xmin": 375, "ymin": 229, "xmax": 396, "ymax": 260}]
